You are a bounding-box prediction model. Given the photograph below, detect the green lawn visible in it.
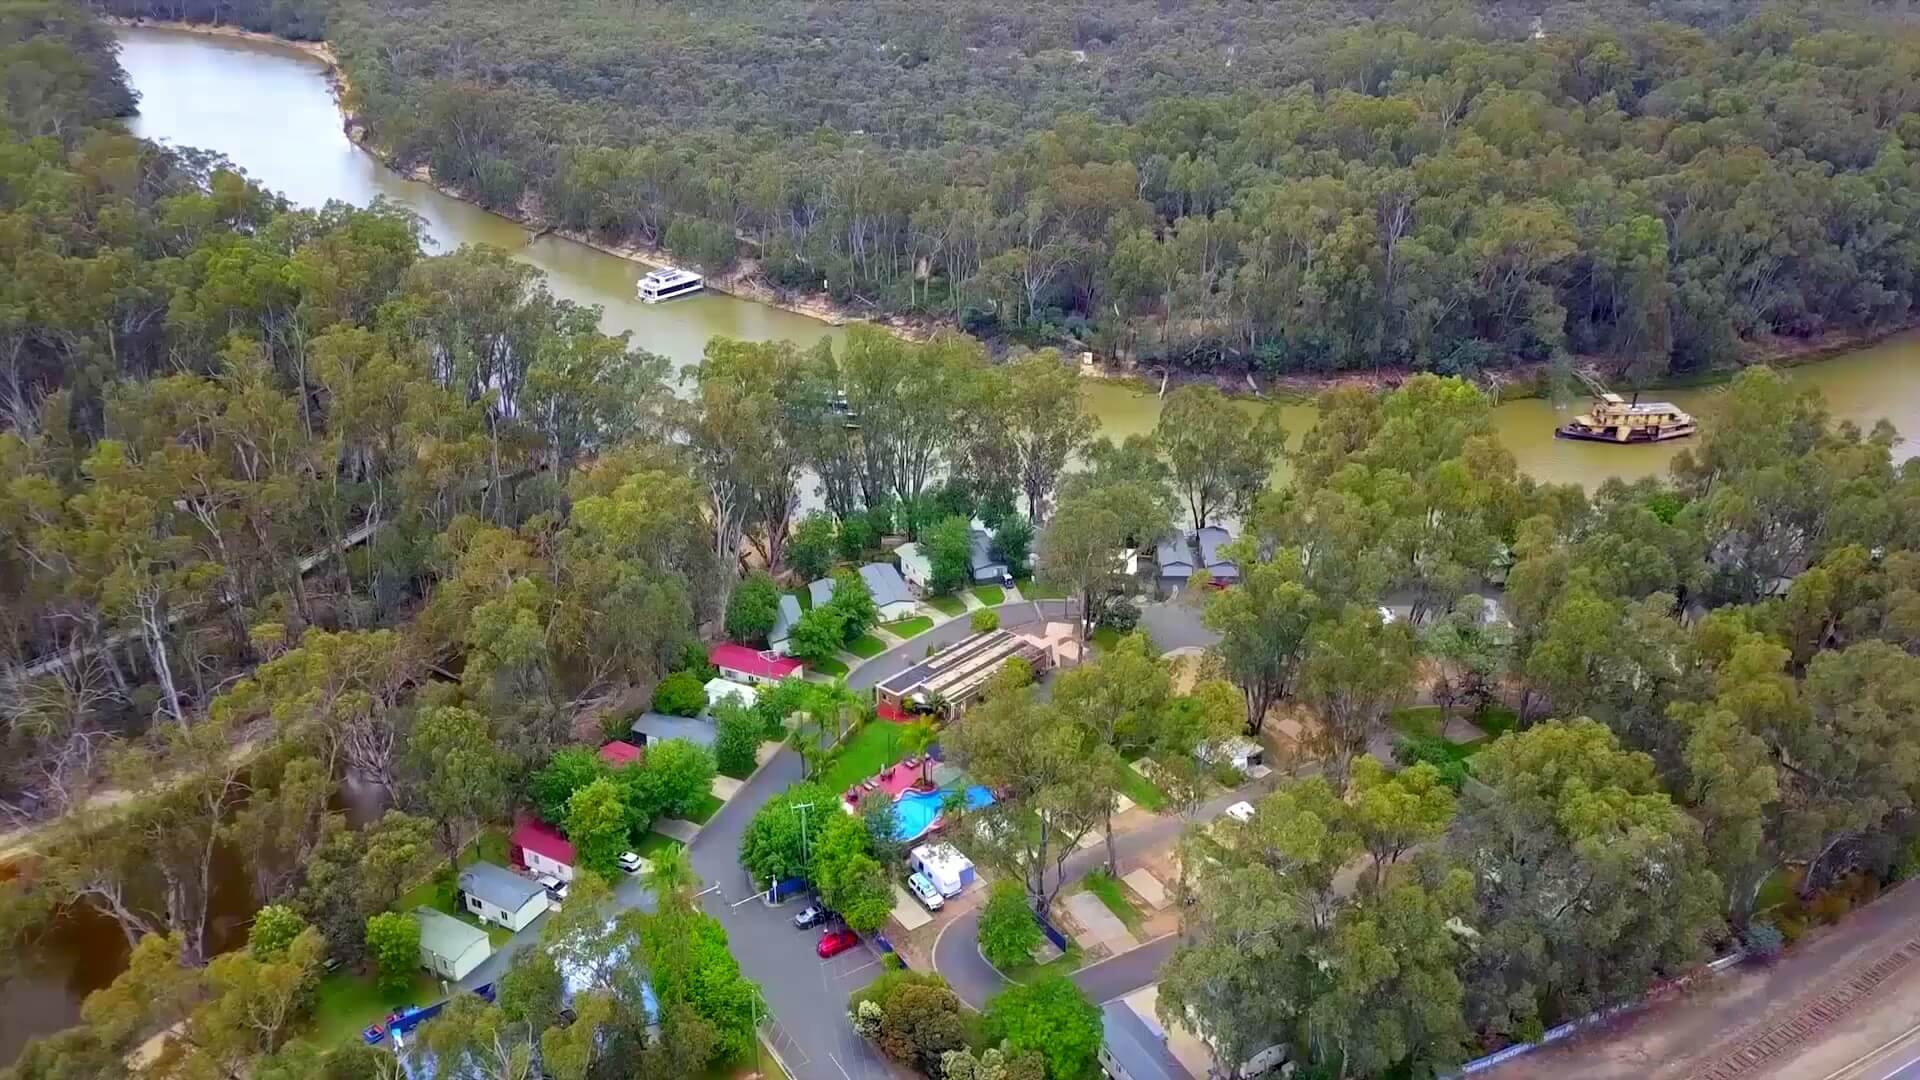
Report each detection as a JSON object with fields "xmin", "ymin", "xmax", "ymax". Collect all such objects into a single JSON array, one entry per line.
[
  {"xmin": 1390, "ymin": 706, "xmax": 1447, "ymax": 740},
  {"xmin": 971, "ymin": 585, "xmax": 1005, "ymax": 606},
  {"xmin": 393, "ymin": 829, "xmax": 514, "ymax": 947},
  {"xmin": 810, "ymin": 656, "xmax": 850, "ymax": 677},
  {"xmin": 926, "ymin": 594, "xmax": 967, "ymax": 617},
  {"xmin": 816, "ymin": 721, "xmax": 912, "ymax": 793},
  {"xmin": 1113, "ymin": 761, "xmax": 1168, "ymax": 812},
  {"xmin": 680, "ymin": 792, "xmax": 724, "ymax": 824},
  {"xmin": 636, "ymin": 832, "xmax": 685, "ymax": 858},
  {"xmin": 1082, "ymin": 870, "xmax": 1146, "ymax": 934},
  {"xmin": 882, "ymin": 615, "xmax": 934, "ymax": 639},
  {"xmin": 1475, "ymin": 705, "xmax": 1519, "ymax": 739},
  {"xmin": 789, "ymin": 587, "xmax": 812, "ymax": 611},
  {"xmin": 999, "ymin": 940, "xmax": 1084, "ymax": 984},
  {"xmin": 1018, "ymin": 578, "xmax": 1068, "ymax": 600},
  {"xmin": 847, "ymin": 634, "xmax": 888, "ymax": 658},
  {"xmin": 309, "ymin": 969, "xmax": 439, "ymax": 1048}
]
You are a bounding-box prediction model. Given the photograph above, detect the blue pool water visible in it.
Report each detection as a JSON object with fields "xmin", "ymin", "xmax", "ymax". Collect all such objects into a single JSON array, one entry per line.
[{"xmin": 893, "ymin": 786, "xmax": 995, "ymax": 842}]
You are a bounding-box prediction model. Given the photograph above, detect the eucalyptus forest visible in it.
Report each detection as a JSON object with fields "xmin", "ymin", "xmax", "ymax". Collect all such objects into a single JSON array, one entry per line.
[
  {"xmin": 12, "ymin": 1, "xmax": 1920, "ymax": 1079},
  {"xmin": 92, "ymin": 0, "xmax": 1920, "ymax": 377}
]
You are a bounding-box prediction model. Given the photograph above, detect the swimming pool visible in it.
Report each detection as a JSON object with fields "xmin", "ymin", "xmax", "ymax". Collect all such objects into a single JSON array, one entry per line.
[{"xmin": 893, "ymin": 786, "xmax": 995, "ymax": 842}]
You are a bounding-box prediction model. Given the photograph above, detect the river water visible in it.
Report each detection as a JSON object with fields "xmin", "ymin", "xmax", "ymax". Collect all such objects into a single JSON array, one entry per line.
[
  {"xmin": 9, "ymin": 23, "xmax": 1920, "ymax": 1065},
  {"xmin": 113, "ymin": 26, "xmax": 1920, "ymax": 490}
]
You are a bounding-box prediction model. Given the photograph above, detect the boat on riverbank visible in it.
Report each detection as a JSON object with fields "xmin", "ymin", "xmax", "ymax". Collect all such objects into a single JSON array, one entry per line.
[{"xmin": 637, "ymin": 267, "xmax": 703, "ymax": 303}]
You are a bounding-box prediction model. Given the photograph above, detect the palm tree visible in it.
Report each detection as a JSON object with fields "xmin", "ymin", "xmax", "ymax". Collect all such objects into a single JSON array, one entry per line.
[
  {"xmin": 902, "ymin": 720, "xmax": 938, "ymax": 786},
  {"xmin": 642, "ymin": 844, "xmax": 697, "ymax": 910}
]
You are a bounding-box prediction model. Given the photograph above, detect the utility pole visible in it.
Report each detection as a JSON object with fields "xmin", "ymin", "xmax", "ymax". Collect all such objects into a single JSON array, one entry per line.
[{"xmin": 794, "ymin": 802, "xmax": 814, "ymax": 868}]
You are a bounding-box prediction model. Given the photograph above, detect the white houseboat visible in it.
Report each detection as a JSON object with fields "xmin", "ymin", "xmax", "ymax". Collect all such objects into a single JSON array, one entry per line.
[{"xmin": 637, "ymin": 267, "xmax": 703, "ymax": 303}]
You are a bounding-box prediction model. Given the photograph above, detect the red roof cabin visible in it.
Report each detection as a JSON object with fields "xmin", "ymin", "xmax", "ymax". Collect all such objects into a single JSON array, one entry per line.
[
  {"xmin": 709, "ymin": 642, "xmax": 803, "ymax": 687},
  {"xmin": 509, "ymin": 818, "xmax": 576, "ymax": 882},
  {"xmin": 598, "ymin": 740, "xmax": 643, "ymax": 767}
]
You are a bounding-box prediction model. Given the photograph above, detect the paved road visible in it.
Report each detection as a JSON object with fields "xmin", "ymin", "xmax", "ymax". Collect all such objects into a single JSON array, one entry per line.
[
  {"xmin": 932, "ymin": 785, "xmax": 1258, "ymax": 1010},
  {"xmin": 1075, "ymin": 932, "xmax": 1182, "ymax": 1004},
  {"xmin": 1138, "ymin": 598, "xmax": 1220, "ymax": 654},
  {"xmin": 463, "ymin": 596, "xmax": 1182, "ymax": 1078},
  {"xmin": 684, "ymin": 745, "xmax": 906, "ymax": 1080}
]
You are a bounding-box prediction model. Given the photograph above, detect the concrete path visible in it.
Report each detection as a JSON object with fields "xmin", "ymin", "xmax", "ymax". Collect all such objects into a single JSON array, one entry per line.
[
  {"xmin": 1065, "ymin": 891, "xmax": 1137, "ymax": 952},
  {"xmin": 651, "ymin": 818, "xmax": 700, "ymax": 843},
  {"xmin": 1123, "ymin": 868, "xmax": 1170, "ymax": 910}
]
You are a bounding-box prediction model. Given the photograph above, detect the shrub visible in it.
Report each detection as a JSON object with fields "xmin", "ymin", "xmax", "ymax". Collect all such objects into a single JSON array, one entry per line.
[
  {"xmin": 637, "ymin": 738, "xmax": 717, "ymax": 819},
  {"xmin": 1098, "ymin": 596, "xmax": 1141, "ymax": 634},
  {"xmin": 566, "ymin": 777, "xmax": 631, "ymax": 877},
  {"xmin": 712, "ymin": 701, "xmax": 762, "ymax": 777},
  {"xmin": 789, "ymin": 606, "xmax": 849, "ymax": 664},
  {"xmin": 790, "ymin": 515, "xmax": 838, "ymax": 582},
  {"xmin": 365, "ymin": 911, "xmax": 420, "ymax": 998},
  {"xmin": 984, "ymin": 974, "xmax": 1102, "ymax": 1080},
  {"xmin": 726, "ymin": 571, "xmax": 782, "ymax": 644},
  {"xmin": 530, "ymin": 747, "xmax": 609, "ymax": 825},
  {"xmin": 1393, "ymin": 735, "xmax": 1469, "ymax": 791},
  {"xmin": 971, "ymin": 609, "xmax": 1000, "ymax": 633},
  {"xmin": 828, "ymin": 569, "xmax": 879, "ymax": 640},
  {"xmin": 1743, "ymin": 919, "xmax": 1786, "ymax": 963},
  {"xmin": 978, "ymin": 880, "xmax": 1043, "ymax": 972},
  {"xmin": 652, "ymin": 671, "xmax": 707, "ymax": 717},
  {"xmin": 990, "ymin": 514, "xmax": 1034, "ymax": 570},
  {"xmin": 926, "ymin": 516, "xmax": 976, "ymax": 595},
  {"xmin": 249, "ymin": 905, "xmax": 309, "ymax": 962},
  {"xmin": 677, "ymin": 641, "xmax": 718, "ymax": 681},
  {"xmin": 877, "ymin": 983, "xmax": 969, "ymax": 1075}
]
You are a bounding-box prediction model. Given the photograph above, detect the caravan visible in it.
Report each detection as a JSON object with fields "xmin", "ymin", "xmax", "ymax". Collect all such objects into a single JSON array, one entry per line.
[{"xmin": 909, "ymin": 843, "xmax": 975, "ymax": 898}]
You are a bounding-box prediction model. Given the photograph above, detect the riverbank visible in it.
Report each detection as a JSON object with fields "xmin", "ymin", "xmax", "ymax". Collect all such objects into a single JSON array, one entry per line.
[{"xmin": 105, "ymin": 19, "xmax": 1920, "ymax": 406}]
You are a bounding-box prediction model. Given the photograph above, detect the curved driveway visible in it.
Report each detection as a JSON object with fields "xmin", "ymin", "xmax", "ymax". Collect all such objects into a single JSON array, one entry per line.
[
  {"xmin": 931, "ymin": 785, "xmax": 1253, "ymax": 1009},
  {"xmin": 642, "ymin": 596, "xmax": 1218, "ymax": 1078}
]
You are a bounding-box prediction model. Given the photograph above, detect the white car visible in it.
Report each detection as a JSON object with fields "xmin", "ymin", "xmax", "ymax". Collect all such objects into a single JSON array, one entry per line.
[
  {"xmin": 1223, "ymin": 801, "xmax": 1256, "ymax": 824},
  {"xmin": 907, "ymin": 872, "xmax": 945, "ymax": 911},
  {"xmin": 537, "ymin": 873, "xmax": 570, "ymax": 902},
  {"xmin": 618, "ymin": 851, "xmax": 646, "ymax": 874}
]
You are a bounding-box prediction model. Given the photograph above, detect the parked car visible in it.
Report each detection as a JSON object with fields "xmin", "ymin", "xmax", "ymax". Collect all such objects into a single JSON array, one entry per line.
[
  {"xmin": 817, "ymin": 926, "xmax": 861, "ymax": 958},
  {"xmin": 537, "ymin": 873, "xmax": 570, "ymax": 902},
  {"xmin": 906, "ymin": 872, "xmax": 945, "ymax": 911},
  {"xmin": 1223, "ymin": 801, "xmax": 1256, "ymax": 824},
  {"xmin": 618, "ymin": 851, "xmax": 645, "ymax": 874},
  {"xmin": 794, "ymin": 903, "xmax": 831, "ymax": 929}
]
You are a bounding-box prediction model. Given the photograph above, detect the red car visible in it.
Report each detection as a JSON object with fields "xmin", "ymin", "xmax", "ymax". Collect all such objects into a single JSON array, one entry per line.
[{"xmin": 817, "ymin": 926, "xmax": 860, "ymax": 958}]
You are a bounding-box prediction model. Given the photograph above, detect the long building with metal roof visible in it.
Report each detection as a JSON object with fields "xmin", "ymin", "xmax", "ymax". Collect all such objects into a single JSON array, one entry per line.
[{"xmin": 874, "ymin": 629, "xmax": 1053, "ymax": 718}]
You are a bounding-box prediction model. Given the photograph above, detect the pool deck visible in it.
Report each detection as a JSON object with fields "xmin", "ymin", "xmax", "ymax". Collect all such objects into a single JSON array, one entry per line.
[{"xmin": 842, "ymin": 757, "xmax": 933, "ymax": 810}]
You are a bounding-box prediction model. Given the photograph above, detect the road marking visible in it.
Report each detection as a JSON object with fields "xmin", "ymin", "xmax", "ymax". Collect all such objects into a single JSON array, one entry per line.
[
  {"xmin": 827, "ymin": 1051, "xmax": 854, "ymax": 1080},
  {"xmin": 836, "ymin": 958, "xmax": 877, "ymax": 978},
  {"xmin": 1818, "ymin": 1016, "xmax": 1920, "ymax": 1080}
]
